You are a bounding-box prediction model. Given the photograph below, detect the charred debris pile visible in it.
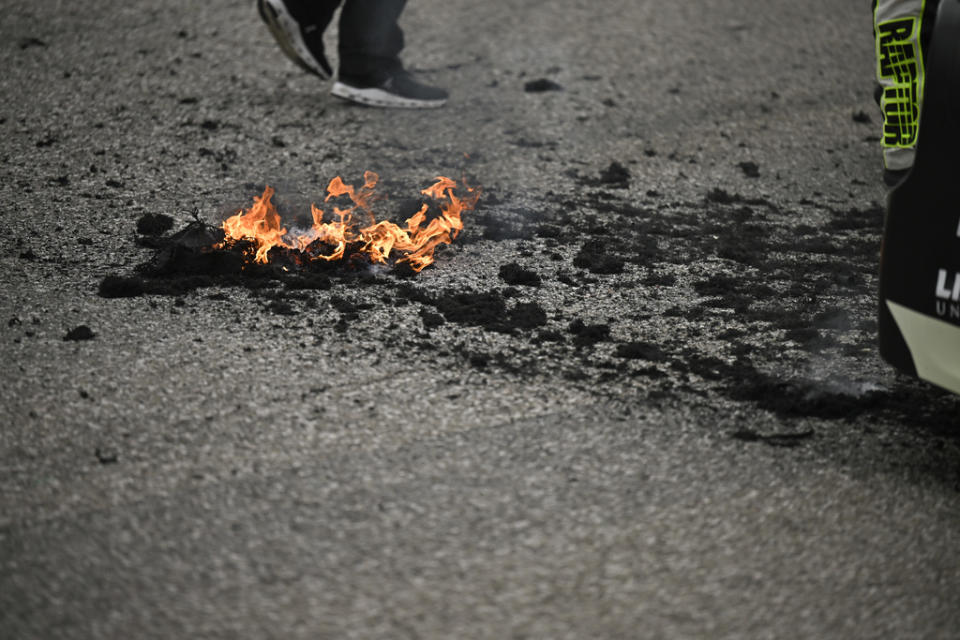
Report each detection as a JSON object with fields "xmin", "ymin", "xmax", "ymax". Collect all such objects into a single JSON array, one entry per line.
[{"xmin": 93, "ymin": 165, "xmax": 960, "ymax": 428}]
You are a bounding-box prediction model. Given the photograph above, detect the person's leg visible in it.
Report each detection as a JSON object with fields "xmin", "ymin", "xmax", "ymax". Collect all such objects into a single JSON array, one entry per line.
[
  {"xmin": 257, "ymin": 0, "xmax": 342, "ymax": 79},
  {"xmin": 287, "ymin": 0, "xmax": 341, "ymax": 27},
  {"xmin": 873, "ymin": 0, "xmax": 940, "ymax": 183},
  {"xmin": 330, "ymin": 0, "xmax": 447, "ymax": 108},
  {"xmin": 337, "ymin": 0, "xmax": 406, "ymax": 78}
]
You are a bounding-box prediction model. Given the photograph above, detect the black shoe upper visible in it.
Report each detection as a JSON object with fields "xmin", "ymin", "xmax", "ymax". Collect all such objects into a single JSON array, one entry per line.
[
  {"xmin": 257, "ymin": 0, "xmax": 332, "ymax": 78},
  {"xmin": 298, "ymin": 22, "xmax": 332, "ymax": 77},
  {"xmin": 339, "ymin": 69, "xmax": 448, "ymax": 102}
]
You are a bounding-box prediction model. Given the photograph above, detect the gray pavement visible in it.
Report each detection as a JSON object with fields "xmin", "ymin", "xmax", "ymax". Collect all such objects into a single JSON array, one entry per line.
[{"xmin": 2, "ymin": 0, "xmax": 960, "ymax": 638}]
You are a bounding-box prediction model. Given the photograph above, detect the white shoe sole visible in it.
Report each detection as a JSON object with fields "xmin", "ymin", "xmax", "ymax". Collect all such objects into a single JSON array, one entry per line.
[
  {"xmin": 331, "ymin": 82, "xmax": 447, "ymax": 109},
  {"xmin": 258, "ymin": 0, "xmax": 330, "ymax": 79}
]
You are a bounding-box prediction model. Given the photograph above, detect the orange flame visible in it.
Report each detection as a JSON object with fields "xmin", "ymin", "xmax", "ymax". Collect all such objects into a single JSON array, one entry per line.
[{"xmin": 218, "ymin": 173, "xmax": 479, "ymax": 272}]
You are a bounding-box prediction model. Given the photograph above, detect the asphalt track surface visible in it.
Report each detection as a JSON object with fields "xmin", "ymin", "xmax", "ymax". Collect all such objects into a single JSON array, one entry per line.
[{"xmin": 2, "ymin": 1, "xmax": 960, "ymax": 638}]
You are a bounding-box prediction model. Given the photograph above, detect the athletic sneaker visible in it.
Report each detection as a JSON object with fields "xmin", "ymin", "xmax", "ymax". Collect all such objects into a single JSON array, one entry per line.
[
  {"xmin": 332, "ymin": 70, "xmax": 448, "ymax": 109},
  {"xmin": 256, "ymin": 0, "xmax": 332, "ymax": 79}
]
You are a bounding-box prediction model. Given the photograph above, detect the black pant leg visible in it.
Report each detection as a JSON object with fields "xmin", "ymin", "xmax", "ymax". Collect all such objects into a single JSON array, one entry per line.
[
  {"xmin": 283, "ymin": 0, "xmax": 342, "ymax": 31},
  {"xmin": 337, "ymin": 0, "xmax": 407, "ymax": 77}
]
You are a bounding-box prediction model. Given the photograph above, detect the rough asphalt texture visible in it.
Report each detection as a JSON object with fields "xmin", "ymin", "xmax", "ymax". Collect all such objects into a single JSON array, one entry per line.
[{"xmin": 3, "ymin": 0, "xmax": 960, "ymax": 638}]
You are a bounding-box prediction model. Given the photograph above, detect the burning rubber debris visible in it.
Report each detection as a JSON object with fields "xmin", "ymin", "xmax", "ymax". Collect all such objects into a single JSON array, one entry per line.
[
  {"xmin": 218, "ymin": 172, "xmax": 479, "ymax": 273},
  {"xmin": 99, "ymin": 173, "xmax": 479, "ymax": 297}
]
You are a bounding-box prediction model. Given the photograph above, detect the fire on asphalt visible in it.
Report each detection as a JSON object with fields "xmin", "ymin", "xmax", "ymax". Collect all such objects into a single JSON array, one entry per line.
[{"xmin": 2, "ymin": 1, "xmax": 959, "ymax": 638}]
